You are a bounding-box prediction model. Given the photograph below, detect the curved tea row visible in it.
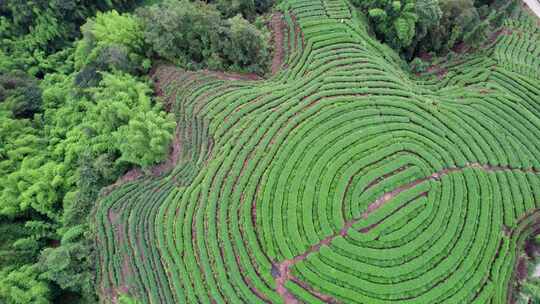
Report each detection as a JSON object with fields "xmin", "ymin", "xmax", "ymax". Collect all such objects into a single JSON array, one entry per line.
[{"xmin": 95, "ymin": 0, "xmax": 540, "ymax": 303}]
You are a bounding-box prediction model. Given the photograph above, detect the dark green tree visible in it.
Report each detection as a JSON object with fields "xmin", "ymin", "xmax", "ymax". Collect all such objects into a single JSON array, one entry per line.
[
  {"xmin": 0, "ymin": 71, "xmax": 43, "ymax": 118},
  {"xmin": 38, "ymin": 225, "xmax": 96, "ymax": 303},
  {"xmin": 352, "ymin": 0, "xmax": 419, "ymax": 50},
  {"xmin": 138, "ymin": 0, "xmax": 223, "ymax": 68},
  {"xmin": 74, "ymin": 10, "xmax": 149, "ymax": 87},
  {"xmin": 0, "ymin": 0, "xmax": 142, "ymax": 75},
  {"xmin": 219, "ymin": 15, "xmax": 271, "ymax": 74},
  {"xmin": 138, "ymin": 0, "xmax": 270, "ymax": 74}
]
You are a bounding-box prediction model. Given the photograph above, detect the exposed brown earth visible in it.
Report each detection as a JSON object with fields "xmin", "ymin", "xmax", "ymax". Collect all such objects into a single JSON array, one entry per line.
[
  {"xmin": 102, "ymin": 168, "xmax": 143, "ymax": 197},
  {"xmin": 270, "ymin": 13, "xmax": 286, "ymax": 75}
]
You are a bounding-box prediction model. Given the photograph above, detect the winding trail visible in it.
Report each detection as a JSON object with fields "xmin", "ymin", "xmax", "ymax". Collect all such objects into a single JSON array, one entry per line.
[{"xmin": 272, "ymin": 163, "xmax": 540, "ymax": 303}]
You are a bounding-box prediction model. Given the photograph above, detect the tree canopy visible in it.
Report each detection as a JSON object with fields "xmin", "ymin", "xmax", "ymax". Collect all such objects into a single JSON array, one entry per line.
[
  {"xmin": 0, "ymin": 6, "xmax": 177, "ymax": 303},
  {"xmin": 138, "ymin": 0, "xmax": 270, "ymax": 74},
  {"xmin": 351, "ymin": 0, "xmax": 518, "ymax": 58}
]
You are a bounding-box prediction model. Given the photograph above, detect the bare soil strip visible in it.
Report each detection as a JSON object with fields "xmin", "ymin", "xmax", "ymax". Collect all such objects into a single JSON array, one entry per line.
[
  {"xmin": 273, "ymin": 163, "xmax": 540, "ymax": 303},
  {"xmin": 271, "ymin": 13, "xmax": 286, "ymax": 75}
]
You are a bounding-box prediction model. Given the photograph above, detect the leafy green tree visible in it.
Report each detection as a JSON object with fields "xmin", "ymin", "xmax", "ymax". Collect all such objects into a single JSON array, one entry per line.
[
  {"xmin": 62, "ymin": 154, "xmax": 106, "ymax": 229},
  {"xmin": 415, "ymin": 0, "xmax": 442, "ymax": 26},
  {"xmin": 115, "ymin": 109, "xmax": 176, "ymax": 169},
  {"xmin": 214, "ymin": 0, "xmax": 273, "ymax": 19},
  {"xmin": 1, "ymin": 67, "xmax": 175, "ymax": 302},
  {"xmin": 74, "ymin": 10, "xmax": 148, "ymax": 87},
  {"xmin": 138, "ymin": 0, "xmax": 223, "ymax": 69},
  {"xmin": 39, "ymin": 225, "xmax": 96, "ymax": 303},
  {"xmin": 437, "ymin": 0, "xmax": 479, "ymax": 48},
  {"xmin": 0, "ymin": 265, "xmax": 51, "ymax": 304},
  {"xmin": 352, "ymin": 0, "xmax": 419, "ymax": 50},
  {"xmin": 139, "ymin": 0, "xmax": 270, "ymax": 74},
  {"xmin": 0, "ymin": 70, "xmax": 43, "ymax": 118},
  {"xmin": 0, "ymin": 221, "xmax": 36, "ymax": 269},
  {"xmin": 414, "ymin": 0, "xmax": 442, "ymax": 42},
  {"xmin": 0, "ymin": 0, "xmax": 142, "ymax": 75},
  {"xmin": 215, "ymin": 0, "xmax": 256, "ymax": 18},
  {"xmin": 0, "ymin": 116, "xmax": 47, "ymax": 217},
  {"xmin": 44, "ymin": 70, "xmax": 176, "ymax": 171},
  {"xmin": 219, "ymin": 15, "xmax": 270, "ymax": 74},
  {"xmin": 0, "ymin": 2, "xmax": 177, "ymax": 303},
  {"xmin": 353, "ymin": 0, "xmax": 515, "ymax": 59}
]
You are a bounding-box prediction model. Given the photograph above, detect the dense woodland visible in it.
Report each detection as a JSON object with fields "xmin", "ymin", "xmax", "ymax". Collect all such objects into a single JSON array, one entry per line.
[{"xmin": 0, "ymin": 0, "xmax": 528, "ymax": 303}]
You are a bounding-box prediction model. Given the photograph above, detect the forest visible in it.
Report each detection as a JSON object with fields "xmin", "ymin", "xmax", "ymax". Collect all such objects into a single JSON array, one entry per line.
[{"xmin": 0, "ymin": 0, "xmax": 536, "ymax": 303}]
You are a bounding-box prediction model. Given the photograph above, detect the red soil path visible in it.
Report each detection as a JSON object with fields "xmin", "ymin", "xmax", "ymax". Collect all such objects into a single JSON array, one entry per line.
[{"xmin": 270, "ymin": 13, "xmax": 286, "ymax": 75}]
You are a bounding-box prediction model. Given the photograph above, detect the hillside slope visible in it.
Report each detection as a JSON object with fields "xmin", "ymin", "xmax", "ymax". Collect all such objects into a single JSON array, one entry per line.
[{"xmin": 95, "ymin": 0, "xmax": 540, "ymax": 303}]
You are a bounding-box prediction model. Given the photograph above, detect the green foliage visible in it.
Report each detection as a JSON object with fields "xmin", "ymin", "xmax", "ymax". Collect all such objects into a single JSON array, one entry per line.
[
  {"xmin": 62, "ymin": 154, "xmax": 110, "ymax": 229},
  {"xmin": 87, "ymin": 72, "xmax": 153, "ymax": 134},
  {"xmin": 212, "ymin": 0, "xmax": 274, "ymax": 19},
  {"xmin": 28, "ymin": 72, "xmax": 172, "ymax": 303},
  {"xmin": 17, "ymin": 161, "xmax": 71, "ymax": 220},
  {"xmin": 429, "ymin": 0, "xmax": 480, "ymax": 51},
  {"xmin": 0, "ymin": 117, "xmax": 49, "ymax": 217},
  {"xmin": 0, "ymin": 71, "xmax": 43, "ymax": 118},
  {"xmin": 0, "ymin": 0, "xmax": 182, "ymax": 303},
  {"xmin": 0, "ymin": 69, "xmax": 175, "ymax": 302},
  {"xmin": 353, "ymin": 0, "xmax": 418, "ymax": 50},
  {"xmin": 85, "ymin": 72, "xmax": 175, "ymax": 169},
  {"xmin": 353, "ymin": 0, "xmax": 517, "ymax": 60},
  {"xmin": 138, "ymin": 0, "xmax": 222, "ymax": 68},
  {"xmin": 138, "ymin": 0, "xmax": 270, "ymax": 74},
  {"xmin": 0, "ymin": 221, "xmax": 36, "ymax": 269},
  {"xmin": 38, "ymin": 225, "xmax": 96, "ymax": 303},
  {"xmin": 415, "ymin": 0, "xmax": 518, "ymax": 55},
  {"xmin": 409, "ymin": 57, "xmax": 430, "ymax": 73},
  {"xmin": 74, "ymin": 10, "xmax": 149, "ymax": 82},
  {"xmin": 415, "ymin": 0, "xmax": 442, "ymax": 29},
  {"xmin": 0, "ymin": 265, "xmax": 51, "ymax": 304},
  {"xmin": 219, "ymin": 15, "xmax": 271, "ymax": 74},
  {"xmin": 0, "ymin": 0, "xmax": 142, "ymax": 75},
  {"xmin": 119, "ymin": 293, "xmax": 143, "ymax": 304},
  {"xmin": 116, "ymin": 110, "xmax": 176, "ymax": 169}
]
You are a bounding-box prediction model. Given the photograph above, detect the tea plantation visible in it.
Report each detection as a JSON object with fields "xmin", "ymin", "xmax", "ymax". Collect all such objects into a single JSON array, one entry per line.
[{"xmin": 95, "ymin": 0, "xmax": 540, "ymax": 302}]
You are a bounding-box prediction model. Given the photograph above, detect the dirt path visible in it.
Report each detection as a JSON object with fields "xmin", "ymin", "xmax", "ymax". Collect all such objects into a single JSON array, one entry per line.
[
  {"xmin": 523, "ymin": 0, "xmax": 540, "ymax": 18},
  {"xmin": 270, "ymin": 13, "xmax": 286, "ymax": 75},
  {"xmin": 272, "ymin": 163, "xmax": 540, "ymax": 303}
]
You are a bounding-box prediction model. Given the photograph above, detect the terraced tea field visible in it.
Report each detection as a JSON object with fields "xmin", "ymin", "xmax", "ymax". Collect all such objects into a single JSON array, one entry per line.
[{"xmin": 95, "ymin": 0, "xmax": 540, "ymax": 302}]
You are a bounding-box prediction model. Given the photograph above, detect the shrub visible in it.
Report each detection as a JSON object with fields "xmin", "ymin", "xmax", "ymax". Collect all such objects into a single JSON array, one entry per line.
[
  {"xmin": 138, "ymin": 0, "xmax": 222, "ymax": 69},
  {"xmin": 351, "ymin": 0, "xmax": 419, "ymax": 50},
  {"xmin": 138, "ymin": 0, "xmax": 270, "ymax": 74},
  {"xmin": 219, "ymin": 15, "xmax": 271, "ymax": 74},
  {"xmin": 0, "ymin": 70, "xmax": 42, "ymax": 118},
  {"xmin": 74, "ymin": 10, "xmax": 148, "ymax": 78}
]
